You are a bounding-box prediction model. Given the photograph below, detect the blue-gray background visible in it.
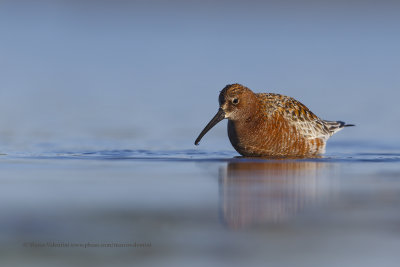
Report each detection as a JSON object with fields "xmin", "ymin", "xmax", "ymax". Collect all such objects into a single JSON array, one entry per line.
[{"xmin": 1, "ymin": 0, "xmax": 399, "ymax": 151}]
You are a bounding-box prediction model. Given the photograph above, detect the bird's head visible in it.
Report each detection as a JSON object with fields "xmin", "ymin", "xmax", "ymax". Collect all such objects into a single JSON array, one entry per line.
[{"xmin": 195, "ymin": 83, "xmax": 256, "ymax": 145}]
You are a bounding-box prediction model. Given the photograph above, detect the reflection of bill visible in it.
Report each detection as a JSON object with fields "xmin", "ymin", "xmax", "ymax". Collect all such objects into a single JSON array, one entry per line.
[{"xmin": 219, "ymin": 161, "xmax": 328, "ymax": 229}]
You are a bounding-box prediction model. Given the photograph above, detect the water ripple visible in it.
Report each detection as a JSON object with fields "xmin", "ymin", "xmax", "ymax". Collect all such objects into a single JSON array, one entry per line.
[{"xmin": 1, "ymin": 150, "xmax": 400, "ymax": 163}]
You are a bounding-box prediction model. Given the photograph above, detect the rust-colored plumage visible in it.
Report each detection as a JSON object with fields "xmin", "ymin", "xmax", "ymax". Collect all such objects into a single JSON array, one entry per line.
[{"xmin": 195, "ymin": 83, "xmax": 354, "ymax": 157}]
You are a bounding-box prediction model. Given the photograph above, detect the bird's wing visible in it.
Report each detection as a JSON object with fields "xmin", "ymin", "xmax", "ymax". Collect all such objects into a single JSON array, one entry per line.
[{"xmin": 257, "ymin": 93, "xmax": 331, "ymax": 140}]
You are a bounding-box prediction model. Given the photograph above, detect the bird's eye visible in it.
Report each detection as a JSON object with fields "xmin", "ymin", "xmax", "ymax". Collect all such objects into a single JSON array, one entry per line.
[{"xmin": 232, "ymin": 98, "xmax": 239, "ymax": 104}]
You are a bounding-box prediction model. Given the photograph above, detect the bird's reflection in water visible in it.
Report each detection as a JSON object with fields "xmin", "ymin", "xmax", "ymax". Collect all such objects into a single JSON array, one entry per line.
[{"xmin": 219, "ymin": 160, "xmax": 328, "ymax": 229}]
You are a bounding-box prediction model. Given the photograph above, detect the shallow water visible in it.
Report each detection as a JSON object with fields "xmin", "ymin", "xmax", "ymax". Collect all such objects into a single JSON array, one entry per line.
[{"xmin": 1, "ymin": 143, "xmax": 400, "ymax": 267}]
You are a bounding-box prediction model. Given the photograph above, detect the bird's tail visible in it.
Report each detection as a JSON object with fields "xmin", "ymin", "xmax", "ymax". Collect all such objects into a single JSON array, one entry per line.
[{"xmin": 324, "ymin": 120, "xmax": 355, "ymax": 135}]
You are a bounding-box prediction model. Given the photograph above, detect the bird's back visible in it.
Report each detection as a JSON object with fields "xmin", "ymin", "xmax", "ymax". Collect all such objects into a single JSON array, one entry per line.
[{"xmin": 256, "ymin": 93, "xmax": 337, "ymax": 141}]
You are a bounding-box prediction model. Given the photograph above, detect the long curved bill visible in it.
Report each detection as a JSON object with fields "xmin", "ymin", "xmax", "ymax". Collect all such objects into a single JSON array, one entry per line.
[{"xmin": 194, "ymin": 108, "xmax": 226, "ymax": 145}]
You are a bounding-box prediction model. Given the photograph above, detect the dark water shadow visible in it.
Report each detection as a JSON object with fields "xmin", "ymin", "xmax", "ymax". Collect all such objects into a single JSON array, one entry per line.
[{"xmin": 219, "ymin": 160, "xmax": 330, "ymax": 229}]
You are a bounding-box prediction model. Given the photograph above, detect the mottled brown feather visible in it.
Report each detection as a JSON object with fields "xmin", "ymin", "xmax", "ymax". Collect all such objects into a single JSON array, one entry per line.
[{"xmin": 196, "ymin": 83, "xmax": 353, "ymax": 157}]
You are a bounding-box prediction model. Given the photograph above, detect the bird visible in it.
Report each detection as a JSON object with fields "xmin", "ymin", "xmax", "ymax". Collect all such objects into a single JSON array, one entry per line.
[{"xmin": 194, "ymin": 83, "xmax": 354, "ymax": 157}]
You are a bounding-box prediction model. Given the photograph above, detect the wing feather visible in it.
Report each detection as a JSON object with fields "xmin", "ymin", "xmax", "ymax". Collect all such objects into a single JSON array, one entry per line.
[{"xmin": 256, "ymin": 93, "xmax": 331, "ymax": 140}]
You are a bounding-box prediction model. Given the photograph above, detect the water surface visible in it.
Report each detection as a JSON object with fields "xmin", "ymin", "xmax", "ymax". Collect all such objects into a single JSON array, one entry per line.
[{"xmin": 1, "ymin": 143, "xmax": 400, "ymax": 266}]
